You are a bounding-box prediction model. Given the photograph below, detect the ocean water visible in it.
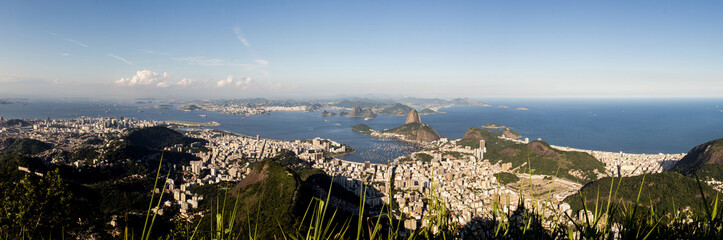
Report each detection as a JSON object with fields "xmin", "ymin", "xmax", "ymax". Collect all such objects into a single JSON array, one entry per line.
[
  {"xmin": 0, "ymin": 98, "xmax": 721, "ymax": 163},
  {"xmin": 423, "ymin": 98, "xmax": 723, "ymax": 154}
]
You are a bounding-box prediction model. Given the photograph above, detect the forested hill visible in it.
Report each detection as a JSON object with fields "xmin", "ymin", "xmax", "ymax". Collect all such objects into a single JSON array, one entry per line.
[
  {"xmin": 671, "ymin": 138, "xmax": 723, "ymax": 180},
  {"xmin": 459, "ymin": 127, "xmax": 604, "ymax": 183}
]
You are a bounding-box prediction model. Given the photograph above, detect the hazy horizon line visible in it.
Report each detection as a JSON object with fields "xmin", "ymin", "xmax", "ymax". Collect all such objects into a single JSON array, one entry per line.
[{"xmin": 2, "ymin": 95, "xmax": 721, "ymax": 103}]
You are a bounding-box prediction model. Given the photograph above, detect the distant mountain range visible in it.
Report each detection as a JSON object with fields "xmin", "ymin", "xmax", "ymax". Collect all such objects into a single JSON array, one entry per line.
[
  {"xmin": 174, "ymin": 97, "xmax": 489, "ymax": 111},
  {"xmin": 346, "ymin": 107, "xmax": 377, "ymax": 119},
  {"xmin": 378, "ymin": 103, "xmax": 414, "ymax": 116}
]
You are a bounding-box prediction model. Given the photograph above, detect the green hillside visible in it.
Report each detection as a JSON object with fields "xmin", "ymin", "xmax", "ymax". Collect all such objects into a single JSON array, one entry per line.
[
  {"xmin": 671, "ymin": 138, "xmax": 723, "ymax": 180},
  {"xmin": 494, "ymin": 172, "xmax": 520, "ymax": 185},
  {"xmin": 419, "ymin": 108, "xmax": 436, "ymax": 115},
  {"xmin": 351, "ymin": 124, "xmax": 373, "ymax": 134},
  {"xmin": 0, "ymin": 152, "xmax": 168, "ymax": 239},
  {"xmin": 1, "ymin": 138, "xmax": 53, "ymax": 155},
  {"xmin": 382, "ymin": 122, "xmax": 441, "ymax": 142},
  {"xmin": 500, "ymin": 128, "xmax": 521, "ymax": 139},
  {"xmin": 459, "ymin": 127, "xmax": 604, "ymax": 183},
  {"xmin": 564, "ymin": 172, "xmax": 722, "ymax": 216},
  {"xmin": 124, "ymin": 126, "xmax": 207, "ymax": 150},
  {"xmin": 231, "ymin": 160, "xmax": 309, "ymax": 238},
  {"xmin": 319, "ymin": 110, "xmax": 337, "ymax": 116},
  {"xmin": 0, "ymin": 153, "xmax": 48, "ymax": 180},
  {"xmin": 178, "ymin": 104, "xmax": 201, "ymax": 110},
  {"xmin": 187, "ymin": 152, "xmax": 366, "ymax": 239},
  {"xmin": 378, "ymin": 103, "xmax": 414, "ymax": 115},
  {"xmin": 0, "ymin": 119, "xmax": 31, "ymax": 127}
]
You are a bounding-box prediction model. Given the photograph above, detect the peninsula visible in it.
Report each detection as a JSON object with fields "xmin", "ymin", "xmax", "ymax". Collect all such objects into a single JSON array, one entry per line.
[{"xmin": 351, "ymin": 109, "xmax": 441, "ymax": 143}]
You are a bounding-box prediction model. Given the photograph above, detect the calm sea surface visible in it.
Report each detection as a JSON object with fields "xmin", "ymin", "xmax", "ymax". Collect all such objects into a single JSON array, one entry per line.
[{"xmin": 0, "ymin": 98, "xmax": 721, "ymax": 163}]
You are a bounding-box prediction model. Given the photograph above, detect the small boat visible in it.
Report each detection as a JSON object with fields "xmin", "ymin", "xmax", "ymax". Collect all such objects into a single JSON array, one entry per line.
[{"xmin": 198, "ymin": 114, "xmax": 207, "ymax": 118}]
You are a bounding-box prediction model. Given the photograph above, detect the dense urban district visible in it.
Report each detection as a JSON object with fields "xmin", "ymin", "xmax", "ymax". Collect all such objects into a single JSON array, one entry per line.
[{"xmin": 0, "ymin": 102, "xmax": 721, "ymax": 239}]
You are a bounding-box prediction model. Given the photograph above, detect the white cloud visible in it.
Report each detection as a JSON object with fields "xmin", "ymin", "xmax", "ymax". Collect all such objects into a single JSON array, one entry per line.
[
  {"xmin": 156, "ymin": 81, "xmax": 170, "ymax": 88},
  {"xmin": 254, "ymin": 59, "xmax": 269, "ymax": 65},
  {"xmin": 177, "ymin": 78, "xmax": 193, "ymax": 86},
  {"xmin": 48, "ymin": 32, "xmax": 89, "ymax": 47},
  {"xmin": 236, "ymin": 77, "xmax": 253, "ymax": 87},
  {"xmin": 63, "ymin": 37, "xmax": 88, "ymax": 47},
  {"xmin": 107, "ymin": 53, "xmax": 134, "ymax": 65},
  {"xmin": 115, "ymin": 70, "xmax": 171, "ymax": 87},
  {"xmin": 216, "ymin": 76, "xmax": 234, "ymax": 87},
  {"xmin": 115, "ymin": 70, "xmax": 195, "ymax": 88},
  {"xmin": 233, "ymin": 27, "xmax": 251, "ymax": 48},
  {"xmin": 217, "ymin": 75, "xmax": 254, "ymax": 88},
  {"xmin": 61, "ymin": 53, "xmax": 70, "ymax": 56}
]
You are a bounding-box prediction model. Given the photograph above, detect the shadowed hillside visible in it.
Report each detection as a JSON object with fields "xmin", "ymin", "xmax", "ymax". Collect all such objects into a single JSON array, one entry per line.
[
  {"xmin": 0, "ymin": 138, "xmax": 53, "ymax": 155},
  {"xmin": 671, "ymin": 138, "xmax": 723, "ymax": 180}
]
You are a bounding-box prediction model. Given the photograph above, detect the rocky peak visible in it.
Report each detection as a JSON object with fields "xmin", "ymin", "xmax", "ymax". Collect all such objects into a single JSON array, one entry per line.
[
  {"xmin": 347, "ymin": 107, "xmax": 376, "ymax": 119},
  {"xmin": 405, "ymin": 109, "xmax": 422, "ymax": 124},
  {"xmin": 349, "ymin": 107, "xmax": 362, "ymax": 116}
]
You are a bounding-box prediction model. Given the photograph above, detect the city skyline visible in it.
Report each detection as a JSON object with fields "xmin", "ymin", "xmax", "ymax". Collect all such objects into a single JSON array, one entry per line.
[{"xmin": 1, "ymin": 1, "xmax": 722, "ymax": 99}]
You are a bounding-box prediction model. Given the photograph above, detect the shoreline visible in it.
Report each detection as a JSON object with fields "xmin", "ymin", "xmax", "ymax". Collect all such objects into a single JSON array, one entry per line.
[
  {"xmin": 165, "ymin": 120, "xmax": 220, "ymax": 127},
  {"xmin": 499, "ymin": 136, "xmax": 686, "ymax": 155}
]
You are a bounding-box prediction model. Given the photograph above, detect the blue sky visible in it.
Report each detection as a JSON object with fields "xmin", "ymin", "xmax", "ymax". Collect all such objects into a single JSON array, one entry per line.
[{"xmin": 1, "ymin": 1, "xmax": 722, "ymax": 99}]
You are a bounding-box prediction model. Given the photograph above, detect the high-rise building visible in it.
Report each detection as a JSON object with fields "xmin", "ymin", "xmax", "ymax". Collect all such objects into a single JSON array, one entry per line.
[{"xmin": 474, "ymin": 139, "xmax": 486, "ymax": 160}]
